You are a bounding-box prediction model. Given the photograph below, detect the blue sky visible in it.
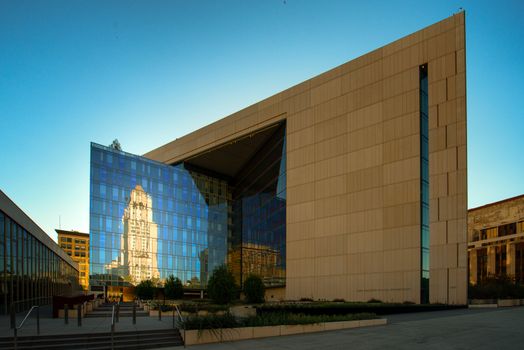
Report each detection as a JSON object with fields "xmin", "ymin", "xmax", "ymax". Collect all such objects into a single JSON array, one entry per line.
[{"xmin": 1, "ymin": 0, "xmax": 523, "ymax": 241}]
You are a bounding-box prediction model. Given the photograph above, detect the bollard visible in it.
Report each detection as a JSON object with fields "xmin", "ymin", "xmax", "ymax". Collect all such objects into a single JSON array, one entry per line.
[
  {"xmin": 10, "ymin": 304, "xmax": 15, "ymax": 329},
  {"xmin": 37, "ymin": 307, "xmax": 40, "ymax": 335},
  {"xmin": 64, "ymin": 304, "xmax": 69, "ymax": 325},
  {"xmin": 133, "ymin": 303, "xmax": 136, "ymax": 325},
  {"xmin": 77, "ymin": 304, "xmax": 82, "ymax": 327},
  {"xmin": 158, "ymin": 308, "xmax": 161, "ymax": 321}
]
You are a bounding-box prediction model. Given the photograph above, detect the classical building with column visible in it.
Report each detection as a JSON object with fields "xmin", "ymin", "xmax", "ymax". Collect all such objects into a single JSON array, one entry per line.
[{"xmin": 468, "ymin": 195, "xmax": 524, "ymax": 285}]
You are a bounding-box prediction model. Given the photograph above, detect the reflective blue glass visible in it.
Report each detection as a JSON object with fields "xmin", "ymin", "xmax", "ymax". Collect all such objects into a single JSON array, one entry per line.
[
  {"xmin": 420, "ymin": 64, "xmax": 430, "ymax": 303},
  {"xmin": 90, "ymin": 143, "xmax": 229, "ymax": 289}
]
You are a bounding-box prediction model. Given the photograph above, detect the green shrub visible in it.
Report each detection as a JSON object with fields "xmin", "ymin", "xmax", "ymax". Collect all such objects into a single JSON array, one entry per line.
[
  {"xmin": 182, "ymin": 312, "xmax": 239, "ymax": 330},
  {"xmin": 179, "ymin": 302, "xmax": 229, "ymax": 313},
  {"xmin": 135, "ymin": 279, "xmax": 156, "ymax": 300},
  {"xmin": 164, "ymin": 275, "xmax": 184, "ymax": 299},
  {"xmin": 207, "ymin": 264, "xmax": 238, "ymax": 305},
  {"xmin": 243, "ymin": 274, "xmax": 265, "ymax": 304},
  {"xmin": 367, "ymin": 298, "xmax": 382, "ymax": 303},
  {"xmin": 256, "ymin": 302, "xmax": 462, "ymax": 316},
  {"xmin": 469, "ymin": 275, "xmax": 524, "ymax": 299}
]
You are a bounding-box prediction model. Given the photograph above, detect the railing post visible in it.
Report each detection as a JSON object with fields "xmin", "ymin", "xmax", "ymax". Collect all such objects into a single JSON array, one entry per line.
[
  {"xmin": 77, "ymin": 304, "xmax": 82, "ymax": 327},
  {"xmin": 37, "ymin": 307, "xmax": 40, "ymax": 335},
  {"xmin": 116, "ymin": 303, "xmax": 119, "ymax": 323},
  {"xmin": 172, "ymin": 309, "xmax": 175, "ymax": 328},
  {"xmin": 158, "ymin": 307, "xmax": 161, "ymax": 321},
  {"xmin": 13, "ymin": 327, "xmax": 17, "ymax": 350},
  {"xmin": 133, "ymin": 303, "xmax": 136, "ymax": 325},
  {"xmin": 64, "ymin": 304, "xmax": 69, "ymax": 325},
  {"xmin": 10, "ymin": 304, "xmax": 15, "ymax": 329}
]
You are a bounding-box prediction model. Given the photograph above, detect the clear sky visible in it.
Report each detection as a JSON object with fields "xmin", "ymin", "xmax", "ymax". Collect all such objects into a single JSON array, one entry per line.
[{"xmin": 1, "ymin": 0, "xmax": 523, "ymax": 242}]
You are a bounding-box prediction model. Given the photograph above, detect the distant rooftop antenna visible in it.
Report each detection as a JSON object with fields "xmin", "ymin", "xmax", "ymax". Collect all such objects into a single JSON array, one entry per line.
[{"xmin": 59, "ymin": 215, "xmax": 62, "ymax": 229}]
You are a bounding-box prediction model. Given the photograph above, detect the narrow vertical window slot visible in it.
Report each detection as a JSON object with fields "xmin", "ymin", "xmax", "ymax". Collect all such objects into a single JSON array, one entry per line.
[{"xmin": 420, "ymin": 64, "xmax": 430, "ymax": 304}]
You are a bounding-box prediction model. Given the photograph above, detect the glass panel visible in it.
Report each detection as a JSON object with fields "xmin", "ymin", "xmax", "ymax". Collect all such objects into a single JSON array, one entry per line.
[{"xmin": 420, "ymin": 64, "xmax": 430, "ymax": 304}]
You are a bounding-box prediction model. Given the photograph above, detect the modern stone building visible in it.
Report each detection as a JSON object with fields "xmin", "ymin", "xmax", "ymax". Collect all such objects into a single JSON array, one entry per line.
[
  {"xmin": 90, "ymin": 12, "xmax": 467, "ymax": 304},
  {"xmin": 468, "ymin": 195, "xmax": 524, "ymax": 285},
  {"xmin": 56, "ymin": 229, "xmax": 90, "ymax": 291}
]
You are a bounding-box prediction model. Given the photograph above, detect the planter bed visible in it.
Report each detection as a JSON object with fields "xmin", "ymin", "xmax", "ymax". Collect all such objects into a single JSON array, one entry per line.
[{"xmin": 181, "ymin": 318, "xmax": 387, "ymax": 345}]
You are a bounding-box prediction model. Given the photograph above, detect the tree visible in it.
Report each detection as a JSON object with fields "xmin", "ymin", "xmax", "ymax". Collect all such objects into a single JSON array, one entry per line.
[
  {"xmin": 135, "ymin": 279, "xmax": 156, "ymax": 300},
  {"xmin": 243, "ymin": 274, "xmax": 265, "ymax": 304},
  {"xmin": 207, "ymin": 264, "xmax": 238, "ymax": 305},
  {"xmin": 164, "ymin": 275, "xmax": 184, "ymax": 300}
]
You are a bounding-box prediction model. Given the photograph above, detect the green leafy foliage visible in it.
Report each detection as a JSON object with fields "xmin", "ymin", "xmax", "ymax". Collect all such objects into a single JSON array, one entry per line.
[
  {"xmin": 243, "ymin": 274, "xmax": 265, "ymax": 304},
  {"xmin": 164, "ymin": 275, "xmax": 184, "ymax": 299},
  {"xmin": 207, "ymin": 264, "xmax": 238, "ymax": 305},
  {"xmin": 256, "ymin": 302, "xmax": 463, "ymax": 316},
  {"xmin": 135, "ymin": 279, "xmax": 156, "ymax": 300},
  {"xmin": 179, "ymin": 302, "xmax": 229, "ymax": 313},
  {"xmin": 469, "ymin": 275, "xmax": 524, "ymax": 299}
]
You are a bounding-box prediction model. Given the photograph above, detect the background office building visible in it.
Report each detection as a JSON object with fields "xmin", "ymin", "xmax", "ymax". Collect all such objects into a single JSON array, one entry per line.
[
  {"xmin": 90, "ymin": 13, "xmax": 467, "ymax": 304},
  {"xmin": 468, "ymin": 195, "xmax": 524, "ymax": 285},
  {"xmin": 56, "ymin": 229, "xmax": 90, "ymax": 291},
  {"xmin": 0, "ymin": 190, "xmax": 79, "ymax": 314}
]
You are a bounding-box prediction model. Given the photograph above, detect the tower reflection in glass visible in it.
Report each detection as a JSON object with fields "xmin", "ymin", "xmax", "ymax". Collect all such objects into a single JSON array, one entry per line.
[{"xmin": 90, "ymin": 143, "xmax": 229, "ymax": 289}]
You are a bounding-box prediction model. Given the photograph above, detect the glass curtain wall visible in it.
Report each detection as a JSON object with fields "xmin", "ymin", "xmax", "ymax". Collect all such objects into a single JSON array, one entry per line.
[
  {"xmin": 0, "ymin": 211, "xmax": 78, "ymax": 314},
  {"xmin": 420, "ymin": 64, "xmax": 430, "ymax": 303},
  {"xmin": 89, "ymin": 143, "xmax": 230, "ymax": 289},
  {"xmin": 90, "ymin": 124, "xmax": 286, "ymax": 292},
  {"xmin": 230, "ymin": 124, "xmax": 286, "ymax": 287}
]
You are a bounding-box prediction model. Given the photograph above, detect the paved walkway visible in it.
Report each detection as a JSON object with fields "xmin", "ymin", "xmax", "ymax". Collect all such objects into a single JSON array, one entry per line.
[
  {"xmin": 174, "ymin": 307, "xmax": 524, "ymax": 350},
  {"xmin": 0, "ymin": 305, "xmax": 177, "ymax": 337}
]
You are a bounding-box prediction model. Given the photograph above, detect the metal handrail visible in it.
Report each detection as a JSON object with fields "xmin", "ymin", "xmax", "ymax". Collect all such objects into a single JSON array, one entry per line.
[
  {"xmin": 173, "ymin": 304, "xmax": 185, "ymax": 348},
  {"xmin": 110, "ymin": 304, "xmax": 116, "ymax": 350},
  {"xmin": 13, "ymin": 305, "xmax": 40, "ymax": 350}
]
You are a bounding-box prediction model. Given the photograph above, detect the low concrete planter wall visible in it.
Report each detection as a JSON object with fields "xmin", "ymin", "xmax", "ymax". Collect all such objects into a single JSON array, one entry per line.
[
  {"xmin": 182, "ymin": 318, "xmax": 387, "ymax": 345},
  {"xmin": 469, "ymin": 298, "xmax": 524, "ymax": 308},
  {"xmin": 58, "ymin": 308, "xmax": 84, "ymax": 318},
  {"xmin": 149, "ymin": 310, "xmax": 176, "ymax": 317},
  {"xmin": 497, "ymin": 299, "xmax": 521, "ymax": 307}
]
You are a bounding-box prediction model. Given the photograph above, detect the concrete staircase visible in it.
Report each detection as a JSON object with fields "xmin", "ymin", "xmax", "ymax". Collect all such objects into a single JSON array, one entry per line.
[
  {"xmin": 0, "ymin": 329, "xmax": 184, "ymax": 350},
  {"xmin": 85, "ymin": 302, "xmax": 149, "ymax": 318}
]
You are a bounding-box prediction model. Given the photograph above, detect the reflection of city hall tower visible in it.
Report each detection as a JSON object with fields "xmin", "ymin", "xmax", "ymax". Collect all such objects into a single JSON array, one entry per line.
[{"xmin": 121, "ymin": 185, "xmax": 160, "ymax": 283}]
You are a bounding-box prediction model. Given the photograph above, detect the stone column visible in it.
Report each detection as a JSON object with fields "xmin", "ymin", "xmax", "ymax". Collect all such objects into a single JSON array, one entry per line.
[
  {"xmin": 469, "ymin": 249, "xmax": 477, "ymax": 284},
  {"xmin": 507, "ymin": 243, "xmax": 516, "ymax": 279}
]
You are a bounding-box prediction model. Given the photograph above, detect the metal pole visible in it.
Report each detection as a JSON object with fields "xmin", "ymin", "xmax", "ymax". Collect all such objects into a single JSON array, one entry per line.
[
  {"xmin": 133, "ymin": 303, "xmax": 136, "ymax": 325},
  {"xmin": 158, "ymin": 307, "xmax": 161, "ymax": 321},
  {"xmin": 13, "ymin": 327, "xmax": 17, "ymax": 350},
  {"xmin": 64, "ymin": 304, "xmax": 69, "ymax": 325},
  {"xmin": 77, "ymin": 304, "xmax": 82, "ymax": 327},
  {"xmin": 10, "ymin": 304, "xmax": 15, "ymax": 329},
  {"xmin": 116, "ymin": 303, "xmax": 119, "ymax": 323},
  {"xmin": 37, "ymin": 307, "xmax": 40, "ymax": 335},
  {"xmin": 172, "ymin": 309, "xmax": 175, "ymax": 328}
]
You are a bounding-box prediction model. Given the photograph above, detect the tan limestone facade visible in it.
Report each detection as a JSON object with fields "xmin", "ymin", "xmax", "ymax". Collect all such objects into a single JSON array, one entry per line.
[{"xmin": 144, "ymin": 13, "xmax": 468, "ymax": 304}]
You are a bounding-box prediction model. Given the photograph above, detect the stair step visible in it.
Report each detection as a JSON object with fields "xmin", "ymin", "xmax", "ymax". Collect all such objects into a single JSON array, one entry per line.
[{"xmin": 0, "ymin": 329, "xmax": 183, "ymax": 350}]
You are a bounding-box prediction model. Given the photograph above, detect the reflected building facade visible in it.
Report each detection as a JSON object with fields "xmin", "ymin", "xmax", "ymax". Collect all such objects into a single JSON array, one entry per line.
[{"xmin": 90, "ymin": 123, "xmax": 286, "ymax": 292}]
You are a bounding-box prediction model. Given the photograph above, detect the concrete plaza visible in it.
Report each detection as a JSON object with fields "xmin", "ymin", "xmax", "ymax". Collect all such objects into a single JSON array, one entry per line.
[
  {"xmin": 0, "ymin": 305, "xmax": 176, "ymax": 337},
  {"xmin": 181, "ymin": 307, "xmax": 524, "ymax": 350}
]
